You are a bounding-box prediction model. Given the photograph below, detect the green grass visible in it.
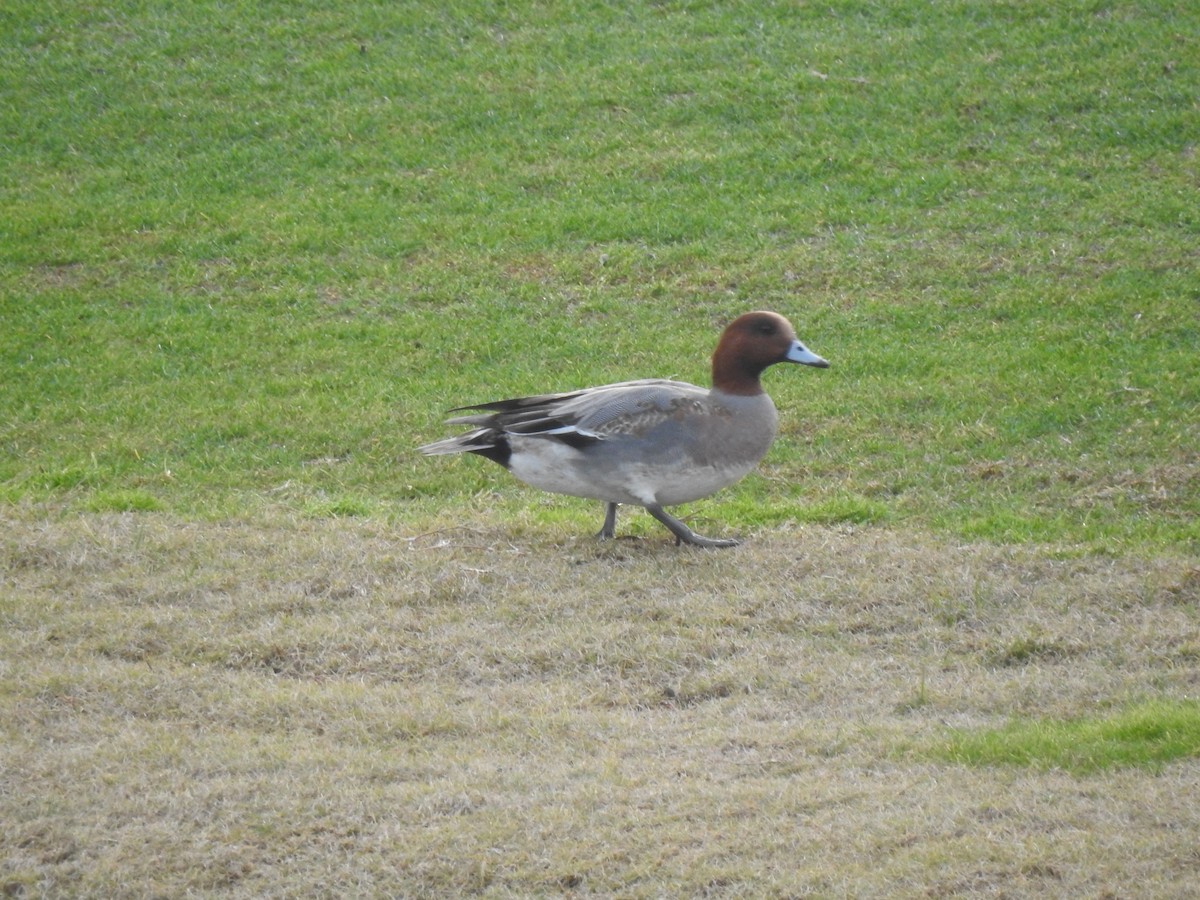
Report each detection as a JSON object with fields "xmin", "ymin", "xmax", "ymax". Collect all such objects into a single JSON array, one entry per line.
[
  {"xmin": 3, "ymin": 0, "xmax": 1197, "ymax": 552},
  {"xmin": 933, "ymin": 699, "xmax": 1200, "ymax": 773}
]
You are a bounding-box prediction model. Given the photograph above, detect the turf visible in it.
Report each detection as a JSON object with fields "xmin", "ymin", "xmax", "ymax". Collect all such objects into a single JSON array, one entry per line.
[
  {"xmin": 934, "ymin": 699, "xmax": 1200, "ymax": 773},
  {"xmin": 3, "ymin": 511, "xmax": 1199, "ymax": 896},
  {"xmin": 2, "ymin": 0, "xmax": 1196, "ymax": 551},
  {"xmin": 2, "ymin": 0, "xmax": 1199, "ymax": 895}
]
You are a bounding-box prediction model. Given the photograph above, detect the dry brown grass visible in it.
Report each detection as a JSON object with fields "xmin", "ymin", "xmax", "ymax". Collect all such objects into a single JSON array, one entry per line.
[{"xmin": 2, "ymin": 506, "xmax": 1198, "ymax": 897}]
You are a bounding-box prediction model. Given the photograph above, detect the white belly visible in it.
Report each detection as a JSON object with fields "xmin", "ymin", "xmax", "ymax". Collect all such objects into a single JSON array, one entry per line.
[{"xmin": 507, "ymin": 437, "xmax": 757, "ymax": 507}]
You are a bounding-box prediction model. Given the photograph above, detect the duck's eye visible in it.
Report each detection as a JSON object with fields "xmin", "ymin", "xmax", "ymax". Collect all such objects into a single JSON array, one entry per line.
[{"xmin": 754, "ymin": 321, "xmax": 776, "ymax": 335}]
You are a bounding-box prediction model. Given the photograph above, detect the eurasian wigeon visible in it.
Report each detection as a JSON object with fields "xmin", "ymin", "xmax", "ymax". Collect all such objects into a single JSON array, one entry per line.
[{"xmin": 419, "ymin": 311, "xmax": 828, "ymax": 547}]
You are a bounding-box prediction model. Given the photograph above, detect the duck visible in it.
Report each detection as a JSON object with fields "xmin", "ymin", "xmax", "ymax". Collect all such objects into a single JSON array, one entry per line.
[{"xmin": 418, "ymin": 310, "xmax": 829, "ymax": 548}]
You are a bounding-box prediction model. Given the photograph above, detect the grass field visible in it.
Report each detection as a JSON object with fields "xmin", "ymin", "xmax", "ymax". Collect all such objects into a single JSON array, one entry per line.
[{"xmin": 2, "ymin": 0, "xmax": 1199, "ymax": 895}]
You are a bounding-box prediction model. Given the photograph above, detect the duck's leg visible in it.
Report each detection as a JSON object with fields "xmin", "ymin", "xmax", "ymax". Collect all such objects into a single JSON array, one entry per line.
[
  {"xmin": 644, "ymin": 503, "xmax": 740, "ymax": 549},
  {"xmin": 597, "ymin": 502, "xmax": 619, "ymax": 539}
]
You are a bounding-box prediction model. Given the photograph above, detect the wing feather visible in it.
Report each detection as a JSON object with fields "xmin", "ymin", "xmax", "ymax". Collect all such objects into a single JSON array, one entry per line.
[{"xmin": 442, "ymin": 379, "xmax": 708, "ymax": 444}]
